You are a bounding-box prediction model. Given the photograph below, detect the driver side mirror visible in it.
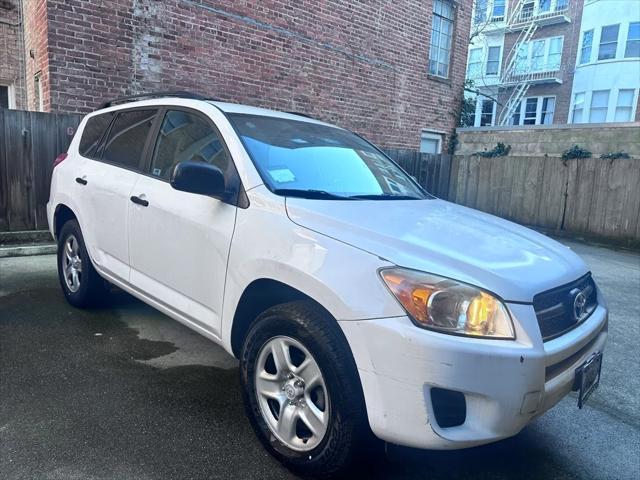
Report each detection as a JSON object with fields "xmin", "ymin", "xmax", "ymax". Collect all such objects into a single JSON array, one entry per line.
[{"xmin": 170, "ymin": 161, "xmax": 226, "ymax": 199}]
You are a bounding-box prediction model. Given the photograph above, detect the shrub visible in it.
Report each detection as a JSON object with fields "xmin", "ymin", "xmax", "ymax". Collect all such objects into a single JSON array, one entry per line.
[
  {"xmin": 476, "ymin": 142, "xmax": 511, "ymax": 158},
  {"xmin": 562, "ymin": 145, "xmax": 592, "ymax": 161},
  {"xmin": 600, "ymin": 151, "xmax": 631, "ymax": 160}
]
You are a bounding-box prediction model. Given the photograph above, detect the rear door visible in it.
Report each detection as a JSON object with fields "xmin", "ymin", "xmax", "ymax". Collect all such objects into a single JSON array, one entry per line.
[
  {"xmin": 128, "ymin": 108, "xmax": 238, "ymax": 337},
  {"xmin": 79, "ymin": 108, "xmax": 158, "ymax": 281}
]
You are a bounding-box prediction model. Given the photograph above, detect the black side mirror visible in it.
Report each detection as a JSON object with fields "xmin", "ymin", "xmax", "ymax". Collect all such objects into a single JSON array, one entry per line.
[{"xmin": 170, "ymin": 161, "xmax": 226, "ymax": 199}]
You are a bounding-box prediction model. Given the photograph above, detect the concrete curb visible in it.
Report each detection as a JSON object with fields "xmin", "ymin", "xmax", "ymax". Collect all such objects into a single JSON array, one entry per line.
[{"xmin": 0, "ymin": 244, "xmax": 57, "ymax": 258}]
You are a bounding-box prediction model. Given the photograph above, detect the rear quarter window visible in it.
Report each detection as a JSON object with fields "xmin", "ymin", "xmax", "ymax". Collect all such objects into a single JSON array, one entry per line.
[{"xmin": 79, "ymin": 112, "xmax": 114, "ymax": 158}]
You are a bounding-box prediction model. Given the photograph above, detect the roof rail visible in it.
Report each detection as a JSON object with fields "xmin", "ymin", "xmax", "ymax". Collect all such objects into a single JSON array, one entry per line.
[
  {"xmin": 285, "ymin": 111, "xmax": 316, "ymax": 119},
  {"xmin": 98, "ymin": 91, "xmax": 213, "ymax": 109}
]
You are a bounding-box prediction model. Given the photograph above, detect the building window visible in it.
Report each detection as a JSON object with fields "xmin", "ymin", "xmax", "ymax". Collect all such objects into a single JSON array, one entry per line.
[
  {"xmin": 572, "ymin": 93, "xmax": 585, "ymax": 123},
  {"xmin": 0, "ymin": 85, "xmax": 9, "ymax": 109},
  {"xmin": 420, "ymin": 132, "xmax": 443, "ymax": 154},
  {"xmin": 539, "ymin": 0, "xmax": 551, "ymax": 13},
  {"xmin": 523, "ymin": 98, "xmax": 538, "ymax": 125},
  {"xmin": 598, "ymin": 25, "xmax": 619, "ymax": 60},
  {"xmin": 625, "ymin": 22, "xmax": 640, "ymax": 58},
  {"xmin": 580, "ymin": 30, "xmax": 593, "ymax": 65},
  {"xmin": 614, "ymin": 89, "xmax": 635, "ymax": 122},
  {"xmin": 474, "ymin": 0, "xmax": 488, "ymax": 25},
  {"xmin": 480, "ymin": 99, "xmax": 495, "ymax": 126},
  {"xmin": 429, "ymin": 0, "xmax": 455, "ymax": 78},
  {"xmin": 589, "ymin": 90, "xmax": 610, "ymax": 123},
  {"xmin": 511, "ymin": 101, "xmax": 522, "ymax": 125},
  {"xmin": 486, "ymin": 46, "xmax": 501, "ymax": 75},
  {"xmin": 531, "ymin": 40, "xmax": 545, "ymax": 70},
  {"xmin": 467, "ymin": 48, "xmax": 483, "ymax": 78},
  {"xmin": 548, "ymin": 37, "xmax": 563, "ymax": 70},
  {"xmin": 556, "ymin": 0, "xmax": 568, "ymax": 10},
  {"xmin": 541, "ymin": 97, "xmax": 555, "ymax": 124},
  {"xmin": 491, "ymin": 0, "xmax": 505, "ymax": 21},
  {"xmin": 34, "ymin": 72, "xmax": 43, "ymax": 112},
  {"xmin": 514, "ymin": 36, "xmax": 563, "ymax": 73},
  {"xmin": 520, "ymin": 1, "xmax": 534, "ymax": 21}
]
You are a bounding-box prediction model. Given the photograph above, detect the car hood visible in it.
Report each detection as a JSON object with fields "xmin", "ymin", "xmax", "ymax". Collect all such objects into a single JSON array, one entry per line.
[{"xmin": 285, "ymin": 198, "xmax": 588, "ymax": 302}]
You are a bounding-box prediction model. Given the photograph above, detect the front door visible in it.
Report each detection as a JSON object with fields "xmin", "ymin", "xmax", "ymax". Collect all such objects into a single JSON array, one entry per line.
[{"xmin": 128, "ymin": 109, "xmax": 238, "ymax": 337}]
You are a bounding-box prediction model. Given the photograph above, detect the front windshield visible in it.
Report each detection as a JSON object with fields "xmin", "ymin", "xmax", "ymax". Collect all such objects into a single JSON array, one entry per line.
[{"xmin": 228, "ymin": 114, "xmax": 430, "ymax": 200}]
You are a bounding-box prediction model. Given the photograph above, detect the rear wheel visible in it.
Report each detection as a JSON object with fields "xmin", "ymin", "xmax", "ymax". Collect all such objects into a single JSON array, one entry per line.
[
  {"xmin": 240, "ymin": 301, "xmax": 370, "ymax": 478},
  {"xmin": 57, "ymin": 219, "xmax": 108, "ymax": 308}
]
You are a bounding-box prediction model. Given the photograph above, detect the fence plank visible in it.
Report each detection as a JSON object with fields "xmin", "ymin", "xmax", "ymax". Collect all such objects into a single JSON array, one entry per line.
[
  {"xmin": 4, "ymin": 110, "xmax": 35, "ymax": 231},
  {"xmin": 0, "ymin": 110, "xmax": 7, "ymax": 231}
]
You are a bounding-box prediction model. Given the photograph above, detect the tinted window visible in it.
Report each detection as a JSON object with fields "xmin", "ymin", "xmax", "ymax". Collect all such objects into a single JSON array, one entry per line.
[
  {"xmin": 150, "ymin": 110, "xmax": 230, "ymax": 180},
  {"xmin": 79, "ymin": 112, "xmax": 114, "ymax": 158},
  {"xmin": 102, "ymin": 109, "xmax": 157, "ymax": 170},
  {"xmin": 228, "ymin": 114, "xmax": 428, "ymax": 200}
]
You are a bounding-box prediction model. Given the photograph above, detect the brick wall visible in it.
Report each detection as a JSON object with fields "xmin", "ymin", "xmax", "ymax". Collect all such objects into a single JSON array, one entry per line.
[
  {"xmin": 29, "ymin": 0, "xmax": 471, "ymax": 149},
  {"xmin": 22, "ymin": 0, "xmax": 49, "ymax": 111},
  {"xmin": 498, "ymin": 0, "xmax": 584, "ymax": 124},
  {"xmin": 0, "ymin": 0, "xmax": 26, "ymax": 108}
]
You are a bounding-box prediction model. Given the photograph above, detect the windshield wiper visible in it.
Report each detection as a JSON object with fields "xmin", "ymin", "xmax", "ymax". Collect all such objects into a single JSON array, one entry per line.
[
  {"xmin": 272, "ymin": 188, "xmax": 356, "ymax": 200},
  {"xmin": 348, "ymin": 194, "xmax": 425, "ymax": 200}
]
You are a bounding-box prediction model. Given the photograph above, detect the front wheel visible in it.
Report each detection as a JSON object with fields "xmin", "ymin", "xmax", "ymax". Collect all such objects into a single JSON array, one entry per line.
[{"xmin": 240, "ymin": 301, "xmax": 371, "ymax": 478}]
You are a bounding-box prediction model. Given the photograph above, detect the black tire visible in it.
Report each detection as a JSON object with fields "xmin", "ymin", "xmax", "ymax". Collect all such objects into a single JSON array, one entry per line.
[
  {"xmin": 240, "ymin": 300, "xmax": 371, "ymax": 478},
  {"xmin": 57, "ymin": 219, "xmax": 109, "ymax": 308}
]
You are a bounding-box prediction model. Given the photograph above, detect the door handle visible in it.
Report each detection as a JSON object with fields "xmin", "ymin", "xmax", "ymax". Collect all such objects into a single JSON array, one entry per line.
[
  {"xmin": 130, "ymin": 195, "xmax": 149, "ymax": 207},
  {"xmin": 75, "ymin": 177, "xmax": 87, "ymax": 185}
]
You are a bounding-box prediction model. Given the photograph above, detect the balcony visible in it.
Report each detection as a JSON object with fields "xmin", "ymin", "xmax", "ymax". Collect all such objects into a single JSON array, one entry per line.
[
  {"xmin": 508, "ymin": 5, "xmax": 571, "ymax": 30},
  {"xmin": 501, "ymin": 68, "xmax": 564, "ymax": 86}
]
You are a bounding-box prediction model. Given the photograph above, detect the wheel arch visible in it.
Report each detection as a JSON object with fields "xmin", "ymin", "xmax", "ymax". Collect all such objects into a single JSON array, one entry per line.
[
  {"xmin": 229, "ymin": 278, "xmax": 337, "ymax": 358},
  {"xmin": 53, "ymin": 203, "xmax": 78, "ymax": 240}
]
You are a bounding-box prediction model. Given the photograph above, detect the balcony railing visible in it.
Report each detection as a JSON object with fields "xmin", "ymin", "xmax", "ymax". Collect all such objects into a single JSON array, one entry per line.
[
  {"xmin": 501, "ymin": 67, "xmax": 564, "ymax": 85},
  {"xmin": 509, "ymin": 3, "xmax": 570, "ymax": 29}
]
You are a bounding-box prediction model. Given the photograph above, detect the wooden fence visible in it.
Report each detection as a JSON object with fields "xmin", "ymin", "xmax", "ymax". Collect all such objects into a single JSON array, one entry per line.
[
  {"xmin": 383, "ymin": 149, "xmax": 452, "ymax": 199},
  {"xmin": 449, "ymin": 155, "xmax": 640, "ymax": 247},
  {"xmin": 0, "ymin": 109, "xmax": 83, "ymax": 232}
]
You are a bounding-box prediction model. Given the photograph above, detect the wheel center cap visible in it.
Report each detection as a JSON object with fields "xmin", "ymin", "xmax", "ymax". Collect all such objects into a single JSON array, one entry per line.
[{"xmin": 283, "ymin": 379, "xmax": 304, "ymax": 400}]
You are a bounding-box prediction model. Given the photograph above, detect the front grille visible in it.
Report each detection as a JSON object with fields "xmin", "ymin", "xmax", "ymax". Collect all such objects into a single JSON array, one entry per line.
[{"xmin": 533, "ymin": 274, "xmax": 598, "ymax": 341}]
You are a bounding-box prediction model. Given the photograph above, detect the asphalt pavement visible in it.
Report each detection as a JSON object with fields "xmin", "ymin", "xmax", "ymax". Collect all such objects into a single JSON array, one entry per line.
[{"xmin": 1, "ymin": 239, "xmax": 639, "ymax": 479}]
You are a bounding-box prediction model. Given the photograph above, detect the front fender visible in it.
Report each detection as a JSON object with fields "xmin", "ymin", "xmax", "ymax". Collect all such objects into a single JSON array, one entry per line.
[{"xmin": 220, "ymin": 187, "xmax": 405, "ymax": 353}]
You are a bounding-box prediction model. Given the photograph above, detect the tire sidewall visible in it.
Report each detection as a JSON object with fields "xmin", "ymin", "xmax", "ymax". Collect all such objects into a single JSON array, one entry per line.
[
  {"xmin": 240, "ymin": 306, "xmax": 363, "ymax": 475},
  {"xmin": 57, "ymin": 220, "xmax": 93, "ymax": 306}
]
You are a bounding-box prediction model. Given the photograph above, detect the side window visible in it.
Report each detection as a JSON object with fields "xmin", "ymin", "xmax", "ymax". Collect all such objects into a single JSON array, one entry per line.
[
  {"xmin": 79, "ymin": 112, "xmax": 114, "ymax": 158},
  {"xmin": 150, "ymin": 110, "xmax": 230, "ymax": 180},
  {"xmin": 102, "ymin": 109, "xmax": 157, "ymax": 170}
]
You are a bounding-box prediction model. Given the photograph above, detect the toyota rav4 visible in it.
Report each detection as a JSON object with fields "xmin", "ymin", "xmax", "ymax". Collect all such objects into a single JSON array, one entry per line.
[{"xmin": 48, "ymin": 93, "xmax": 607, "ymax": 477}]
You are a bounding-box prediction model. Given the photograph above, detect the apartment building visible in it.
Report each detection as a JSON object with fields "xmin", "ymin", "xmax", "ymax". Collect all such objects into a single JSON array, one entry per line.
[
  {"xmin": 0, "ymin": 0, "xmax": 26, "ymax": 109},
  {"xmin": 466, "ymin": 0, "xmax": 640, "ymax": 128}
]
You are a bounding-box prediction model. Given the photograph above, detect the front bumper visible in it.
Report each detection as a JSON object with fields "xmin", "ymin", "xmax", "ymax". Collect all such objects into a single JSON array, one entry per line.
[{"xmin": 339, "ymin": 303, "xmax": 608, "ymax": 450}]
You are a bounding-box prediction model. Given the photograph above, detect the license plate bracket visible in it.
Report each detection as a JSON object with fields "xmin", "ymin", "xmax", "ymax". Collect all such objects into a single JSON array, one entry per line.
[{"xmin": 575, "ymin": 352, "xmax": 603, "ymax": 409}]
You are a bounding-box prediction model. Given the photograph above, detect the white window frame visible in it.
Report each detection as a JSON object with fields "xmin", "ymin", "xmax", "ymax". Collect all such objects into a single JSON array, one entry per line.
[
  {"xmin": 467, "ymin": 47, "xmax": 483, "ymax": 78},
  {"xmin": 570, "ymin": 92, "xmax": 585, "ymax": 124},
  {"xmin": 514, "ymin": 36, "xmax": 564, "ymax": 73},
  {"xmin": 625, "ymin": 22, "xmax": 640, "ymax": 59},
  {"xmin": 579, "ymin": 29, "xmax": 594, "ymax": 65},
  {"xmin": 485, "ymin": 46, "xmax": 502, "ymax": 76},
  {"xmin": 34, "ymin": 72, "xmax": 44, "ymax": 112},
  {"xmin": 420, "ymin": 131, "xmax": 444, "ymax": 154},
  {"xmin": 589, "ymin": 90, "xmax": 610, "ymax": 123},
  {"xmin": 614, "ymin": 89, "xmax": 637, "ymax": 123},
  {"xmin": 0, "ymin": 83, "xmax": 16, "ymax": 109},
  {"xmin": 477, "ymin": 97, "xmax": 496, "ymax": 127},
  {"xmin": 598, "ymin": 24, "xmax": 620, "ymax": 61},
  {"xmin": 510, "ymin": 95, "xmax": 556, "ymax": 125}
]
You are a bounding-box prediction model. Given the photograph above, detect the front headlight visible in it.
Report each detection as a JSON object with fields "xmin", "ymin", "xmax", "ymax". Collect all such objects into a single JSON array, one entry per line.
[{"xmin": 380, "ymin": 268, "xmax": 515, "ymax": 339}]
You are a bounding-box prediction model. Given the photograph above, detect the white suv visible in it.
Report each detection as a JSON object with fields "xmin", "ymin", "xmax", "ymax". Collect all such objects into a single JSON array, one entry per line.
[{"xmin": 48, "ymin": 93, "xmax": 607, "ymax": 477}]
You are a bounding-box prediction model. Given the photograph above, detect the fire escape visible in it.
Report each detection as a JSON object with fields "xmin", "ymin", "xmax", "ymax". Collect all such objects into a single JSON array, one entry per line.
[{"xmin": 496, "ymin": 0, "xmax": 570, "ymax": 126}]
